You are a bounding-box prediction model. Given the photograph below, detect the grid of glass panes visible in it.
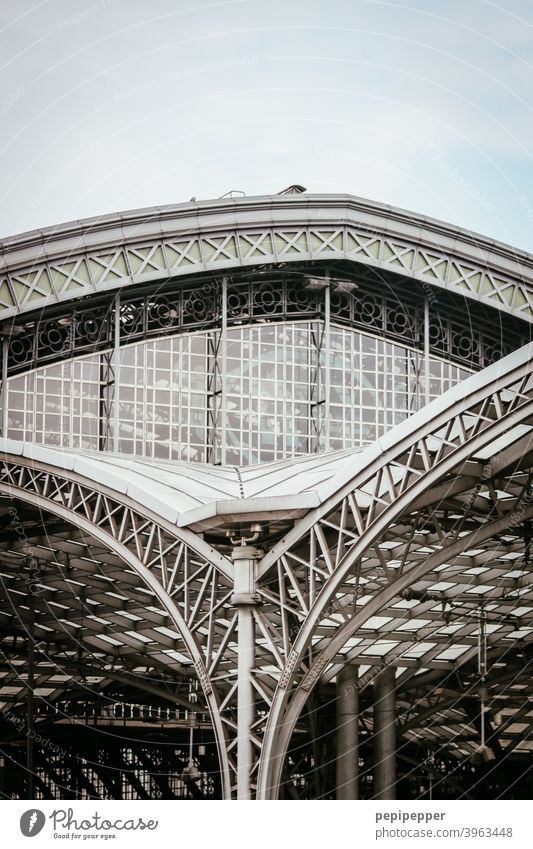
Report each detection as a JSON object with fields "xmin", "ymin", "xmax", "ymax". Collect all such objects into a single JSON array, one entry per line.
[
  {"xmin": 427, "ymin": 356, "xmax": 471, "ymax": 400},
  {"xmin": 328, "ymin": 329, "xmax": 414, "ymax": 449},
  {"xmin": 327, "ymin": 331, "xmax": 470, "ymax": 451},
  {"xmin": 114, "ymin": 335, "xmax": 209, "ymax": 461},
  {"xmin": 6, "ymin": 322, "xmax": 472, "ymax": 465},
  {"xmin": 225, "ymin": 324, "xmax": 315, "ymax": 465},
  {"xmin": 7, "ymin": 357, "xmax": 101, "ymax": 449}
]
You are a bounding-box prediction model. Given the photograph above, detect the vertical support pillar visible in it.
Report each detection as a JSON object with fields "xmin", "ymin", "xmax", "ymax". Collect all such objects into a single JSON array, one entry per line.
[
  {"xmin": 1, "ymin": 335, "xmax": 8, "ymax": 437},
  {"xmin": 99, "ymin": 292, "xmax": 121, "ymax": 452},
  {"xmin": 27, "ymin": 581, "xmax": 35, "ymax": 799},
  {"xmin": 207, "ymin": 279, "xmax": 228, "ymax": 465},
  {"xmin": 113, "ymin": 291, "xmax": 121, "ymax": 453},
  {"xmin": 206, "ymin": 334, "xmax": 220, "ymax": 465},
  {"xmin": 231, "ymin": 543, "xmax": 261, "ymax": 800},
  {"xmin": 336, "ymin": 665, "xmax": 359, "ymax": 799},
  {"xmin": 424, "ymin": 297, "xmax": 430, "ymax": 407},
  {"xmin": 324, "ymin": 280, "xmax": 331, "ymax": 452},
  {"xmin": 309, "ymin": 320, "xmax": 323, "ymax": 454},
  {"xmin": 373, "ymin": 667, "xmax": 396, "ymax": 800},
  {"xmin": 98, "ymin": 353, "xmax": 113, "ymax": 451},
  {"xmin": 236, "ymin": 603, "xmax": 254, "ymax": 800},
  {"xmin": 220, "ymin": 277, "xmax": 228, "ymax": 466},
  {"xmin": 308, "ymin": 276, "xmax": 331, "ymax": 453}
]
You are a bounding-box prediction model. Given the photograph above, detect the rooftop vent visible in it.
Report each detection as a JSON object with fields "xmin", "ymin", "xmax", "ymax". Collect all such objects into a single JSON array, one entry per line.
[{"xmin": 278, "ymin": 184, "xmax": 307, "ymax": 195}]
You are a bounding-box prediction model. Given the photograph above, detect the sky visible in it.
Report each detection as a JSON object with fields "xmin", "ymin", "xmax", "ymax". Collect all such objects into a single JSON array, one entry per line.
[{"xmin": 1, "ymin": 0, "xmax": 533, "ymax": 249}]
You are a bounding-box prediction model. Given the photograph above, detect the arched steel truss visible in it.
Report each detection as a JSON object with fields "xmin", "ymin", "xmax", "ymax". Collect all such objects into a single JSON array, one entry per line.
[
  {"xmin": 0, "ymin": 342, "xmax": 532, "ymax": 798},
  {"xmin": 0, "ymin": 464, "xmax": 236, "ymax": 798},
  {"xmin": 255, "ymin": 343, "xmax": 533, "ymax": 797}
]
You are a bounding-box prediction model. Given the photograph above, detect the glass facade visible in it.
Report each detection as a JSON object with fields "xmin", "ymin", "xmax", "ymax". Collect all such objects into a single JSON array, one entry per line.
[{"xmin": 7, "ymin": 322, "xmax": 470, "ymax": 466}]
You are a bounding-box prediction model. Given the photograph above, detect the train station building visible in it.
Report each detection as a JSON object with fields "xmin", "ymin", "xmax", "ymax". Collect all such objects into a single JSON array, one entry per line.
[{"xmin": 0, "ymin": 189, "xmax": 532, "ymax": 799}]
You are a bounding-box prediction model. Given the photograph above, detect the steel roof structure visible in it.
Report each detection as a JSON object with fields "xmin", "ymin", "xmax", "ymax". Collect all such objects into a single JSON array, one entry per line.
[{"xmin": 0, "ymin": 193, "xmax": 532, "ymax": 801}]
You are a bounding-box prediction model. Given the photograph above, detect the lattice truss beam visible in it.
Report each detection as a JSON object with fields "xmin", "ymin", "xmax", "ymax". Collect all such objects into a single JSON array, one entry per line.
[
  {"xmin": 0, "ymin": 474, "xmax": 240, "ymax": 799},
  {"xmin": 0, "ymin": 466, "xmax": 297, "ymax": 796},
  {"xmin": 2, "ymin": 203, "xmax": 533, "ymax": 324},
  {"xmin": 0, "ymin": 346, "xmax": 532, "ymax": 799}
]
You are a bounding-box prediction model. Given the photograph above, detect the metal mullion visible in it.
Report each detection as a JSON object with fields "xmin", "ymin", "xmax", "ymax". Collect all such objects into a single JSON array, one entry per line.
[
  {"xmin": 1, "ymin": 336, "xmax": 8, "ymax": 437},
  {"xmin": 113, "ymin": 291, "xmax": 121, "ymax": 453},
  {"xmin": 206, "ymin": 329, "xmax": 220, "ymax": 464},
  {"xmin": 67, "ymin": 358, "xmax": 74, "ymax": 449},
  {"xmin": 324, "ymin": 280, "xmax": 331, "ymax": 452},
  {"xmin": 221, "ymin": 276, "xmax": 227, "ymax": 465}
]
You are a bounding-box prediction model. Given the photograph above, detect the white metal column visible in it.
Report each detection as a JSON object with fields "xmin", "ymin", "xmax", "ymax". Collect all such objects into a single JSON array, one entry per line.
[
  {"xmin": 324, "ymin": 281, "xmax": 331, "ymax": 452},
  {"xmin": 113, "ymin": 291, "xmax": 121, "ymax": 453},
  {"xmin": 220, "ymin": 277, "xmax": 228, "ymax": 466},
  {"xmin": 424, "ymin": 296, "xmax": 430, "ymax": 406},
  {"xmin": 1, "ymin": 335, "xmax": 8, "ymax": 437},
  {"xmin": 231, "ymin": 543, "xmax": 260, "ymax": 800}
]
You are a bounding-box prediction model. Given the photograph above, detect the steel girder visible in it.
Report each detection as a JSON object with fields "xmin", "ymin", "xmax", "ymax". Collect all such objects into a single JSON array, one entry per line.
[{"xmin": 0, "ymin": 342, "xmax": 532, "ymax": 799}]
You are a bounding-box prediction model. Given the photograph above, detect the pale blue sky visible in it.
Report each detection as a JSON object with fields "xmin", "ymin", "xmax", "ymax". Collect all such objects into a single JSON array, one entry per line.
[{"xmin": 1, "ymin": 0, "xmax": 532, "ymax": 249}]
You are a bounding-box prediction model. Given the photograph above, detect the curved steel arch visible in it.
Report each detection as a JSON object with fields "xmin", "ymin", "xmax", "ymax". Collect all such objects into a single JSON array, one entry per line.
[
  {"xmin": 0, "ymin": 455, "xmax": 235, "ymax": 798},
  {"xmin": 0, "ymin": 449, "xmax": 234, "ymax": 580},
  {"xmin": 1, "ymin": 194, "xmax": 532, "ymax": 324},
  {"xmin": 254, "ymin": 342, "xmax": 533, "ymax": 798},
  {"xmin": 258, "ymin": 504, "xmax": 533, "ymax": 798}
]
